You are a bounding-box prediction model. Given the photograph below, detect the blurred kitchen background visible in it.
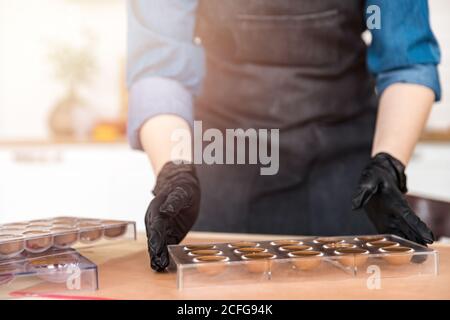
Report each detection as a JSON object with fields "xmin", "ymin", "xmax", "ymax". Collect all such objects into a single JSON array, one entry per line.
[{"xmin": 0, "ymin": 0, "xmax": 449, "ymax": 231}]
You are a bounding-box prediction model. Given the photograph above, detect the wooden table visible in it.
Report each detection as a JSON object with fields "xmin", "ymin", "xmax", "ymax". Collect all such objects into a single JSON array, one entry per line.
[{"xmin": 10, "ymin": 232, "xmax": 450, "ymax": 300}]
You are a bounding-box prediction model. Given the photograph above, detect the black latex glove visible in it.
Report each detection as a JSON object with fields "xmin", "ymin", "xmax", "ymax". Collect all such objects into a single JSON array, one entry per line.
[
  {"xmin": 145, "ymin": 161, "xmax": 200, "ymax": 272},
  {"xmin": 352, "ymin": 152, "xmax": 434, "ymax": 246}
]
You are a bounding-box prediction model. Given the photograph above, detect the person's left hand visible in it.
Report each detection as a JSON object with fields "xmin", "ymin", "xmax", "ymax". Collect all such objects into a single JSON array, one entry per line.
[{"xmin": 352, "ymin": 152, "xmax": 434, "ymax": 246}]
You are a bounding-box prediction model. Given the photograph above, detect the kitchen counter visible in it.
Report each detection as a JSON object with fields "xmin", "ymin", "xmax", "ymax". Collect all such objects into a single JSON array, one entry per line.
[
  {"xmin": 9, "ymin": 232, "xmax": 450, "ymax": 300},
  {"xmin": 0, "ymin": 142, "xmax": 449, "ymax": 231}
]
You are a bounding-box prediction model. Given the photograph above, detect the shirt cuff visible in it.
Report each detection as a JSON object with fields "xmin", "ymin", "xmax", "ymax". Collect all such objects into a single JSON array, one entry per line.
[
  {"xmin": 375, "ymin": 64, "xmax": 441, "ymax": 102},
  {"xmin": 128, "ymin": 77, "xmax": 194, "ymax": 151}
]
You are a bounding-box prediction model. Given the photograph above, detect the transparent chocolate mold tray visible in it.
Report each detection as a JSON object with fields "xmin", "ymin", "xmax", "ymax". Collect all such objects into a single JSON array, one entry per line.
[
  {"xmin": 0, "ymin": 248, "xmax": 98, "ymax": 299},
  {"xmin": 0, "ymin": 217, "xmax": 136, "ymax": 259},
  {"xmin": 168, "ymin": 234, "xmax": 438, "ymax": 289}
]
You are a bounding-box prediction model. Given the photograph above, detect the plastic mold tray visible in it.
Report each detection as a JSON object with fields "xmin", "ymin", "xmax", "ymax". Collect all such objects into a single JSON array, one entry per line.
[
  {"xmin": 0, "ymin": 248, "xmax": 98, "ymax": 298},
  {"xmin": 168, "ymin": 234, "xmax": 438, "ymax": 290},
  {"xmin": 0, "ymin": 217, "xmax": 136, "ymax": 260}
]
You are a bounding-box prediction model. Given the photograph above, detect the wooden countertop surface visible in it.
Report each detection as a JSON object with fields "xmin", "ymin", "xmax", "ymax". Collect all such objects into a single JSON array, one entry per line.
[{"xmin": 10, "ymin": 232, "xmax": 450, "ymax": 300}]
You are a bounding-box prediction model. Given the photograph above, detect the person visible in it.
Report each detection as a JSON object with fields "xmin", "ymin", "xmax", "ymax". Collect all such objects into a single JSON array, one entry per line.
[{"xmin": 127, "ymin": 0, "xmax": 440, "ymax": 271}]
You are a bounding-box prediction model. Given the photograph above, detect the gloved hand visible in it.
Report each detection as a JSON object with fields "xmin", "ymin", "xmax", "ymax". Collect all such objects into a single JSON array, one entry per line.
[
  {"xmin": 352, "ymin": 152, "xmax": 434, "ymax": 246},
  {"xmin": 145, "ymin": 161, "xmax": 200, "ymax": 272}
]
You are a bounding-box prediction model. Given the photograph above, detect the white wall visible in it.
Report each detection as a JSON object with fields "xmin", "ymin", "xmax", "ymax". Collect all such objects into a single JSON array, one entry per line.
[
  {"xmin": 428, "ymin": 0, "xmax": 450, "ymax": 129},
  {"xmin": 0, "ymin": 0, "xmax": 126, "ymax": 139}
]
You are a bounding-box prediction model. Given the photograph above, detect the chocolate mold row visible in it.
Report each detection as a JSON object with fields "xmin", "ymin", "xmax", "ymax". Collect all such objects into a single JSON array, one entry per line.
[
  {"xmin": 172, "ymin": 234, "xmax": 431, "ymax": 266},
  {"xmin": 0, "ymin": 217, "xmax": 134, "ymax": 258},
  {"xmin": 170, "ymin": 235, "xmax": 436, "ymax": 290}
]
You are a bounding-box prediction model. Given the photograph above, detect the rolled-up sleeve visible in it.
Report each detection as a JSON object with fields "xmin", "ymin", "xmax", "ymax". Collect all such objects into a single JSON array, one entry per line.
[
  {"xmin": 366, "ymin": 0, "xmax": 441, "ymax": 101},
  {"xmin": 127, "ymin": 0, "xmax": 203, "ymax": 150}
]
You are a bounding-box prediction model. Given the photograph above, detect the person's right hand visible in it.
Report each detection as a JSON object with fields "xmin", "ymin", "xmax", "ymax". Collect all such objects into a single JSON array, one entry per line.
[
  {"xmin": 352, "ymin": 153, "xmax": 434, "ymax": 246},
  {"xmin": 145, "ymin": 161, "xmax": 200, "ymax": 272}
]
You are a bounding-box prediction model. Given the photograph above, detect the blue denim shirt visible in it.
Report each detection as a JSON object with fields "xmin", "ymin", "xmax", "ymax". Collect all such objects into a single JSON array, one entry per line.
[{"xmin": 127, "ymin": 0, "xmax": 441, "ymax": 150}]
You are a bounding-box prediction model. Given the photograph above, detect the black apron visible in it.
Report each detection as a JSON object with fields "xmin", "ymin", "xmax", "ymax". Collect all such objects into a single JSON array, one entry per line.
[{"xmin": 192, "ymin": 0, "xmax": 378, "ymax": 236}]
